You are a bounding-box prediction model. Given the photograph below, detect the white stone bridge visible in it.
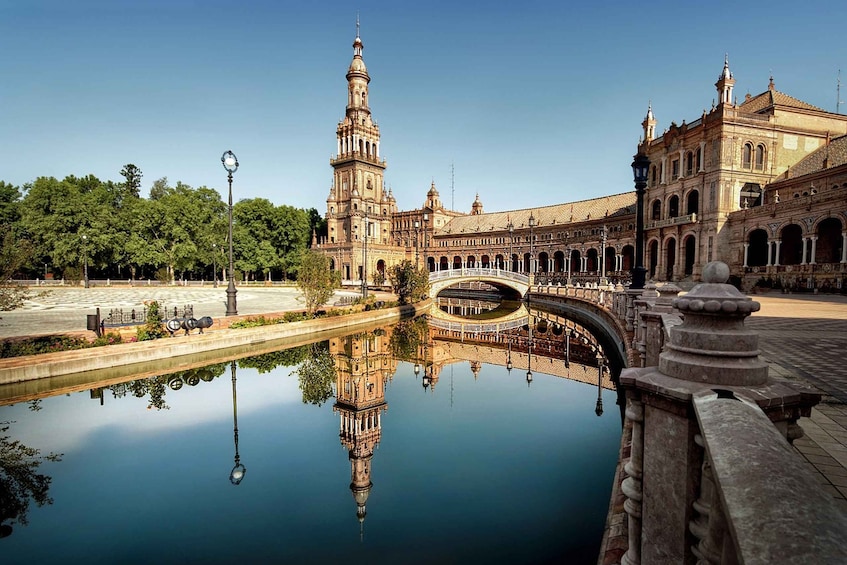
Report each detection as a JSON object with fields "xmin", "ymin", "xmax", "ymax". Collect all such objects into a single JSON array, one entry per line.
[{"xmin": 428, "ymin": 268, "xmax": 529, "ymax": 299}]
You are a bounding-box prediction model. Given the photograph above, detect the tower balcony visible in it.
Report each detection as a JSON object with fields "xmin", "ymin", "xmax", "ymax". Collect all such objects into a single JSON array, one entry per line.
[{"xmin": 330, "ymin": 152, "xmax": 387, "ymax": 168}]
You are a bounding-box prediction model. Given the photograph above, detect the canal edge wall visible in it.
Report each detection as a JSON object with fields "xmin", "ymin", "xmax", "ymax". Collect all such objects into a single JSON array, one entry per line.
[{"xmin": 0, "ymin": 301, "xmax": 431, "ymax": 385}]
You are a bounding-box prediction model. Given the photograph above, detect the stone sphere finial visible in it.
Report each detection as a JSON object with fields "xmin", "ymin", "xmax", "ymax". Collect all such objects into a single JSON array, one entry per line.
[{"xmin": 702, "ymin": 261, "xmax": 730, "ymax": 284}]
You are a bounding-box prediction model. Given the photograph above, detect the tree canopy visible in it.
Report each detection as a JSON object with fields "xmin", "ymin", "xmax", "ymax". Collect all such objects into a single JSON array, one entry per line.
[{"xmin": 6, "ymin": 166, "xmax": 317, "ymax": 284}]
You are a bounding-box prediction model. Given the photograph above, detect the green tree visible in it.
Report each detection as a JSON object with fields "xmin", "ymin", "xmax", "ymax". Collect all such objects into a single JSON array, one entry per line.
[
  {"xmin": 294, "ymin": 342, "xmax": 336, "ymax": 406},
  {"xmin": 119, "ymin": 164, "xmax": 143, "ymax": 198},
  {"xmin": 0, "ymin": 227, "xmax": 40, "ymax": 312},
  {"xmin": 297, "ymin": 249, "xmax": 340, "ymax": 314},
  {"xmin": 388, "ymin": 260, "xmax": 430, "ymax": 304}
]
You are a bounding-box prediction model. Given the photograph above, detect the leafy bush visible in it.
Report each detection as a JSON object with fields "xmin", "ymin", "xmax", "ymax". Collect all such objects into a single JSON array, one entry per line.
[
  {"xmin": 92, "ymin": 332, "xmax": 122, "ymax": 347},
  {"xmin": 136, "ymin": 301, "xmax": 168, "ymax": 341}
]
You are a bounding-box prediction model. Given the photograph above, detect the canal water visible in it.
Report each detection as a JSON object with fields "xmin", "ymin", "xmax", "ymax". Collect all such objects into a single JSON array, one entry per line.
[{"xmin": 1, "ymin": 316, "xmax": 622, "ymax": 564}]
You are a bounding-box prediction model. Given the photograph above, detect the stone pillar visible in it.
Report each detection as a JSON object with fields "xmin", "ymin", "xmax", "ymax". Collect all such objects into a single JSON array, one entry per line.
[
  {"xmin": 842, "ymin": 232, "xmax": 847, "ymax": 263},
  {"xmin": 774, "ymin": 240, "xmax": 782, "ymax": 266},
  {"xmin": 801, "ymin": 237, "xmax": 808, "ymax": 265},
  {"xmin": 618, "ymin": 262, "xmax": 820, "ymax": 564},
  {"xmin": 621, "ymin": 393, "xmax": 644, "ymax": 565},
  {"xmin": 810, "ymin": 236, "xmax": 818, "ymax": 264},
  {"xmin": 743, "ymin": 243, "xmax": 750, "ymax": 267}
]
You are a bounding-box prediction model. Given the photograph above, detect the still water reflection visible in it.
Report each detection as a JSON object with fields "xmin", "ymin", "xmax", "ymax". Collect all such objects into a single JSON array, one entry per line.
[{"xmin": 1, "ymin": 317, "xmax": 621, "ymax": 564}]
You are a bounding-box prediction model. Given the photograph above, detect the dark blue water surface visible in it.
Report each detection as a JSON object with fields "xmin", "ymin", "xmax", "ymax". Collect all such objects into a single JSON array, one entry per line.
[{"xmin": 1, "ymin": 327, "xmax": 621, "ymax": 565}]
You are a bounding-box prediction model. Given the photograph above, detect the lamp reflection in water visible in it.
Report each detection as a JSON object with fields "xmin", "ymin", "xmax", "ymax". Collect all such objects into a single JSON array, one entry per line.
[
  {"xmin": 229, "ymin": 361, "xmax": 246, "ymax": 485},
  {"xmin": 506, "ymin": 333, "xmax": 513, "ymax": 372},
  {"xmin": 526, "ymin": 315, "xmax": 533, "ymax": 386},
  {"xmin": 595, "ymin": 351, "xmax": 604, "ymax": 417}
]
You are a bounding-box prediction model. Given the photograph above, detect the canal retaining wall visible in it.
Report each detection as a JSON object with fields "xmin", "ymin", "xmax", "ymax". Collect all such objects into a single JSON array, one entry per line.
[{"xmin": 0, "ymin": 301, "xmax": 430, "ymax": 386}]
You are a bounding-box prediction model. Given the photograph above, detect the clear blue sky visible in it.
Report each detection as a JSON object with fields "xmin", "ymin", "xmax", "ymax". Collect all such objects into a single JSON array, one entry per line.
[{"xmin": 3, "ymin": 0, "xmax": 844, "ymax": 214}]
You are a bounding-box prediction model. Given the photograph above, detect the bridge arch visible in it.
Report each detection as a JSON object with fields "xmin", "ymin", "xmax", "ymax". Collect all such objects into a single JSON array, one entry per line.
[{"xmin": 429, "ymin": 268, "xmax": 530, "ymax": 300}]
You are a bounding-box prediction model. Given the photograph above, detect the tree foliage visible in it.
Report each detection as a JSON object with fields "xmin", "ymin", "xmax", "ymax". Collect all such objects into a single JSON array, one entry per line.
[
  {"xmin": 297, "ymin": 249, "xmax": 341, "ymax": 314},
  {"xmin": 6, "ymin": 168, "xmax": 316, "ymax": 283},
  {"xmin": 0, "ymin": 227, "xmax": 39, "ymax": 312},
  {"xmin": 294, "ymin": 342, "xmax": 336, "ymax": 407},
  {"xmin": 0, "ymin": 424, "xmax": 62, "ymax": 535},
  {"xmin": 389, "ymin": 317, "xmax": 429, "ymax": 362},
  {"xmin": 238, "ymin": 345, "xmax": 310, "ymax": 373},
  {"xmin": 388, "ymin": 260, "xmax": 430, "ymax": 304}
]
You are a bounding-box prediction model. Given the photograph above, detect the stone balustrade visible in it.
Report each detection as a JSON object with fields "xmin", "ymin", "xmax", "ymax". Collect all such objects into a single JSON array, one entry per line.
[{"xmin": 615, "ymin": 262, "xmax": 846, "ymax": 564}]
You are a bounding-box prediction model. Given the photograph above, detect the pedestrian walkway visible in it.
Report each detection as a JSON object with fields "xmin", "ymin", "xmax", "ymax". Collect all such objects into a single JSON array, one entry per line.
[
  {"xmin": 750, "ymin": 293, "xmax": 847, "ymax": 509},
  {"xmin": 0, "ymin": 286, "xmax": 363, "ymax": 339}
]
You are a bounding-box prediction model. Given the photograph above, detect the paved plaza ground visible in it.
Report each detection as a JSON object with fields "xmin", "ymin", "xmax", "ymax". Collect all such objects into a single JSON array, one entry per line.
[{"xmin": 2, "ymin": 285, "xmax": 846, "ymax": 507}]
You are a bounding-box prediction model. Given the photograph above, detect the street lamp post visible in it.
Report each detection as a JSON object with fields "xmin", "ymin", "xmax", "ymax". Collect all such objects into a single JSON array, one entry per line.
[
  {"xmin": 631, "ymin": 152, "xmax": 650, "ymax": 289},
  {"xmin": 528, "ymin": 212, "xmax": 536, "ymax": 282},
  {"xmin": 81, "ymin": 234, "xmax": 89, "ymax": 288},
  {"xmin": 600, "ymin": 224, "xmax": 608, "ymax": 285},
  {"xmin": 361, "ymin": 211, "xmax": 368, "ymax": 299},
  {"xmin": 422, "ymin": 213, "xmax": 429, "ymax": 271},
  {"xmin": 414, "ymin": 219, "xmax": 420, "ymax": 269},
  {"xmin": 221, "ymin": 150, "xmax": 239, "ymax": 316},
  {"xmin": 507, "ymin": 220, "xmax": 514, "ymax": 272}
]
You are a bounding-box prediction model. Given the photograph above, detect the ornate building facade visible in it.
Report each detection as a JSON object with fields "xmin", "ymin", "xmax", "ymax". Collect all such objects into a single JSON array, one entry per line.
[
  {"xmin": 319, "ymin": 30, "xmax": 847, "ymax": 291},
  {"xmin": 638, "ymin": 58, "xmax": 847, "ymax": 287}
]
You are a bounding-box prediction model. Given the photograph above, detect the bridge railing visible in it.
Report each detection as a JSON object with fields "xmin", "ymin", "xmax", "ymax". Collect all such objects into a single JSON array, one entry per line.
[
  {"xmin": 428, "ymin": 317, "xmax": 527, "ymax": 334},
  {"xmin": 429, "ymin": 268, "xmax": 529, "ymax": 285}
]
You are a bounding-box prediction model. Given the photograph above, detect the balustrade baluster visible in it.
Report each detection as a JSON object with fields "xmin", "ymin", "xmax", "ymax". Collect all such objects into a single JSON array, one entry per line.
[{"xmin": 621, "ymin": 392, "xmax": 644, "ymax": 565}]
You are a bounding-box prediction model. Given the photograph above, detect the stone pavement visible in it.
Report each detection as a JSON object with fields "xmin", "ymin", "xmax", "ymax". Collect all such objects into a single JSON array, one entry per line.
[
  {"xmin": 0, "ymin": 285, "xmax": 364, "ymax": 339},
  {"xmin": 749, "ymin": 293, "xmax": 847, "ymax": 509}
]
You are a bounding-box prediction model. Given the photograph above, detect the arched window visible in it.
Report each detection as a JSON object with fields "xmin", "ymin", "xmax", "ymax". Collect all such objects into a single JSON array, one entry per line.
[
  {"xmin": 695, "ymin": 147, "xmax": 702, "ymax": 172},
  {"xmin": 685, "ymin": 151, "xmax": 694, "ymax": 176},
  {"xmin": 668, "ymin": 195, "xmax": 679, "ymax": 218},
  {"xmin": 686, "ymin": 190, "xmax": 699, "ymax": 215},
  {"xmin": 755, "ymin": 144, "xmax": 765, "ymax": 170},
  {"xmin": 651, "ymin": 199, "xmax": 662, "ymax": 221},
  {"xmin": 742, "ymin": 142, "xmax": 753, "ymax": 169}
]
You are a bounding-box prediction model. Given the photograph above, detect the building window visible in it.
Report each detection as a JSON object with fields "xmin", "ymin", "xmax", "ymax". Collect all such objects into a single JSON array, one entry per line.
[
  {"xmin": 685, "ymin": 152, "xmax": 694, "ymax": 177},
  {"xmin": 672, "ymin": 159, "xmax": 680, "ymax": 179},
  {"xmin": 709, "ymin": 182, "xmax": 716, "ymax": 210},
  {"xmin": 755, "ymin": 144, "xmax": 765, "ymax": 170},
  {"xmin": 695, "ymin": 147, "xmax": 702, "ymax": 172},
  {"xmin": 742, "ymin": 142, "xmax": 753, "ymax": 169}
]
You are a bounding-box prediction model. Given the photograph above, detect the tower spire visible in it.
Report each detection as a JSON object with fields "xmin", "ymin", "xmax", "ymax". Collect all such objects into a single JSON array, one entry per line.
[
  {"xmin": 642, "ymin": 100, "xmax": 656, "ymax": 143},
  {"xmin": 715, "ymin": 54, "xmax": 735, "ymax": 106}
]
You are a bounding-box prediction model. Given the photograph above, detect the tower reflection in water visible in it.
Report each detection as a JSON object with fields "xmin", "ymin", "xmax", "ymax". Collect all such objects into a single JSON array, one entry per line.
[{"xmin": 330, "ymin": 330, "xmax": 394, "ymax": 538}]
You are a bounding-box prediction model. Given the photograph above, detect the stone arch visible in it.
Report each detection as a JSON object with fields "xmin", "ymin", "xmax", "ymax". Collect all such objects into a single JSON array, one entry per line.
[
  {"xmin": 686, "ymin": 189, "xmax": 699, "ymax": 215},
  {"xmin": 668, "ymin": 195, "xmax": 680, "ymax": 218},
  {"xmin": 815, "ymin": 217, "xmax": 843, "ymax": 264},
  {"xmin": 649, "ymin": 239, "xmax": 659, "ymax": 279},
  {"xmin": 747, "ymin": 228, "xmax": 769, "ymax": 267},
  {"xmin": 683, "ymin": 234, "xmax": 696, "ymax": 276},
  {"xmin": 780, "ymin": 224, "xmax": 803, "ymax": 265},
  {"xmin": 665, "ymin": 237, "xmax": 677, "ymax": 280}
]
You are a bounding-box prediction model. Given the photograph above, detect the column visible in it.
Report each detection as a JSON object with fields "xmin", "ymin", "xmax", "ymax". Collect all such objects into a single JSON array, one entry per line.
[
  {"xmin": 337, "ymin": 139, "xmax": 341, "ymax": 156},
  {"xmin": 375, "ymin": 141, "xmax": 379, "ymax": 158},
  {"xmin": 621, "ymin": 393, "xmax": 644, "ymax": 565},
  {"xmin": 744, "ymin": 243, "xmax": 750, "ymax": 268},
  {"xmin": 810, "ymin": 236, "xmax": 818, "ymax": 264},
  {"xmin": 774, "ymin": 241, "xmax": 782, "ymax": 266},
  {"xmin": 698, "ymin": 141, "xmax": 707, "ymax": 172},
  {"xmin": 801, "ymin": 238, "xmax": 808, "ymax": 265},
  {"xmin": 841, "ymin": 232, "xmax": 847, "ymax": 263}
]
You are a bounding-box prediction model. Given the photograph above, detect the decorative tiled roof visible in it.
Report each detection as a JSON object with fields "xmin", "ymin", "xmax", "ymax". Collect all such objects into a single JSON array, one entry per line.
[
  {"xmin": 738, "ymin": 88, "xmax": 824, "ymax": 114},
  {"xmin": 786, "ymin": 134, "xmax": 847, "ymax": 178},
  {"xmin": 435, "ymin": 192, "xmax": 636, "ymax": 235}
]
